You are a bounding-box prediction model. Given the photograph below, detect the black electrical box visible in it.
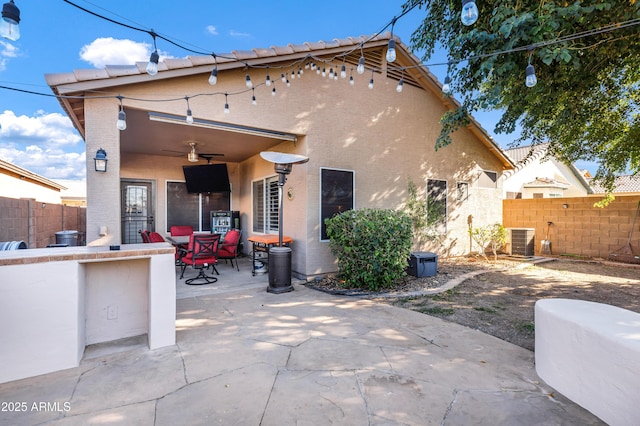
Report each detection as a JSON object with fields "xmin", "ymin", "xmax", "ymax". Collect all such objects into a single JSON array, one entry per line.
[{"xmin": 407, "ymin": 252, "xmax": 438, "ymax": 277}]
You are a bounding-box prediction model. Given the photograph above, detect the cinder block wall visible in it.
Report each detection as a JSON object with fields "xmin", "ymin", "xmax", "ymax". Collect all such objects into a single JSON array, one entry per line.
[
  {"xmin": 0, "ymin": 196, "xmax": 86, "ymax": 248},
  {"xmin": 503, "ymin": 196, "xmax": 640, "ymax": 259}
]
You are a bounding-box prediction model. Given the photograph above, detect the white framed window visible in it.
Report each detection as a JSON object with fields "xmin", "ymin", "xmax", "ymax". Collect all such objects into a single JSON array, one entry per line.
[
  {"xmin": 478, "ymin": 170, "xmax": 498, "ymax": 188},
  {"xmin": 320, "ymin": 168, "xmax": 355, "ymax": 241},
  {"xmin": 252, "ymin": 176, "xmax": 279, "ymax": 234}
]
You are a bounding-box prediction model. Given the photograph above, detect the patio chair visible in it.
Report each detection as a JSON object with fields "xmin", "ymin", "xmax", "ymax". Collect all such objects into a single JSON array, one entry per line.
[
  {"xmin": 140, "ymin": 230, "xmax": 151, "ymax": 243},
  {"xmin": 217, "ymin": 229, "xmax": 242, "ymax": 271},
  {"xmin": 148, "ymin": 232, "xmax": 166, "ymax": 243},
  {"xmin": 179, "ymin": 233, "xmax": 221, "ymax": 285}
]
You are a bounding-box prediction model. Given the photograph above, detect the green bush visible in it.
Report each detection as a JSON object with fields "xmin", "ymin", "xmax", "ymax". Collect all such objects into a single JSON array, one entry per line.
[{"xmin": 325, "ymin": 208, "xmax": 412, "ymax": 291}]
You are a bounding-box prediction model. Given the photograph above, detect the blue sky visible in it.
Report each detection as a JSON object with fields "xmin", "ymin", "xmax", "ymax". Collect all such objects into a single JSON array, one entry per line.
[{"xmin": 0, "ymin": 1, "xmax": 593, "ymax": 183}]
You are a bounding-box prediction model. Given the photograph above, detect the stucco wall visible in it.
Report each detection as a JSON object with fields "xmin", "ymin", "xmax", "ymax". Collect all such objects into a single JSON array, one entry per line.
[
  {"xmin": 503, "ymin": 196, "xmax": 640, "ymax": 259},
  {"xmin": 502, "ymin": 157, "xmax": 588, "ymax": 199},
  {"xmin": 84, "ymin": 67, "xmax": 507, "ymax": 277}
]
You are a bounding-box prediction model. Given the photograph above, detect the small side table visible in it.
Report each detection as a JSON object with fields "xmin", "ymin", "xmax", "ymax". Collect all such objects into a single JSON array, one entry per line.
[{"xmin": 248, "ymin": 235, "xmax": 292, "ymax": 276}]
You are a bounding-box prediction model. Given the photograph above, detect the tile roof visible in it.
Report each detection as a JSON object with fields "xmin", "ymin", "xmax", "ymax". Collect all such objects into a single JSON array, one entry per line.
[
  {"xmin": 0, "ymin": 159, "xmax": 67, "ymax": 191},
  {"xmin": 590, "ymin": 175, "xmax": 640, "ymax": 194}
]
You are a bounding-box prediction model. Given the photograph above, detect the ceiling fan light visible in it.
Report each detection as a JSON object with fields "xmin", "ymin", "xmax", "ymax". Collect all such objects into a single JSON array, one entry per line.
[{"xmin": 187, "ymin": 151, "xmax": 199, "ymax": 162}]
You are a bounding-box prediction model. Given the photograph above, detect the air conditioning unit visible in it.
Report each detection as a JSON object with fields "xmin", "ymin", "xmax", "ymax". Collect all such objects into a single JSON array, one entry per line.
[{"xmin": 506, "ymin": 228, "xmax": 535, "ymax": 257}]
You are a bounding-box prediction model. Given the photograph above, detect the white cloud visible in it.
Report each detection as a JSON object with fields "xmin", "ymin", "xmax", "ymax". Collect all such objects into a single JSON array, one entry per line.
[
  {"xmin": 0, "ymin": 40, "xmax": 18, "ymax": 58},
  {"xmin": 79, "ymin": 37, "xmax": 151, "ymax": 68},
  {"xmin": 229, "ymin": 30, "xmax": 251, "ymax": 38},
  {"xmin": 206, "ymin": 25, "xmax": 218, "ymax": 36},
  {"xmin": 0, "ymin": 110, "xmax": 86, "ymax": 180}
]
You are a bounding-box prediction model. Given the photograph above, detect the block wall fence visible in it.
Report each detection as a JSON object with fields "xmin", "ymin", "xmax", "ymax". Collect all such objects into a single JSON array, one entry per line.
[
  {"xmin": 0, "ymin": 197, "xmax": 86, "ymax": 248},
  {"xmin": 503, "ymin": 195, "xmax": 640, "ymax": 259}
]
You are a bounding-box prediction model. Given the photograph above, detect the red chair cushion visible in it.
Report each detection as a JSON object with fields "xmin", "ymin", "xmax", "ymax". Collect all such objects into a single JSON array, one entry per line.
[
  {"xmin": 218, "ymin": 229, "xmax": 240, "ymax": 258},
  {"xmin": 170, "ymin": 226, "xmax": 193, "ymax": 236},
  {"xmin": 181, "ymin": 234, "xmax": 219, "ymax": 266},
  {"xmin": 148, "ymin": 232, "xmax": 166, "ymax": 243}
]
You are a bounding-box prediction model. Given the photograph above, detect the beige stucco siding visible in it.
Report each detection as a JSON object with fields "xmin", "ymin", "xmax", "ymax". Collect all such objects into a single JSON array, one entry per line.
[{"xmin": 82, "ymin": 65, "xmax": 506, "ymax": 277}]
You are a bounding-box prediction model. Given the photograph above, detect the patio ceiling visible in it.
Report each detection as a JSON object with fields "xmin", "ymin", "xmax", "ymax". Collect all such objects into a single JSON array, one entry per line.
[{"xmin": 120, "ymin": 108, "xmax": 297, "ymax": 163}]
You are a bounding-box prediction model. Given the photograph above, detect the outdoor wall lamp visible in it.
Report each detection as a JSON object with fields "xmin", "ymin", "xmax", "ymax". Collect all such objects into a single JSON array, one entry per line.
[
  {"xmin": 94, "ymin": 148, "xmax": 108, "ymax": 172},
  {"xmin": 1, "ymin": 0, "xmax": 20, "ymax": 41},
  {"xmin": 563, "ymin": 203, "xmax": 569, "ymax": 209}
]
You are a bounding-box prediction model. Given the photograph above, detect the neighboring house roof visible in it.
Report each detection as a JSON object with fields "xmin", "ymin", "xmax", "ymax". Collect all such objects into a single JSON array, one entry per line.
[
  {"xmin": 502, "ymin": 143, "xmax": 593, "ymax": 194},
  {"xmin": 0, "ymin": 158, "xmax": 67, "ymax": 192},
  {"xmin": 590, "ymin": 175, "xmax": 640, "ymax": 194},
  {"xmin": 523, "ymin": 177, "xmax": 570, "ymax": 190},
  {"xmin": 46, "ymin": 32, "xmax": 514, "ymax": 170}
]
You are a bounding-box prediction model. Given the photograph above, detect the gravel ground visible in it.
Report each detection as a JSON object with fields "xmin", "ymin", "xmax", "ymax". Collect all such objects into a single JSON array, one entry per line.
[{"xmin": 306, "ymin": 256, "xmax": 640, "ymax": 351}]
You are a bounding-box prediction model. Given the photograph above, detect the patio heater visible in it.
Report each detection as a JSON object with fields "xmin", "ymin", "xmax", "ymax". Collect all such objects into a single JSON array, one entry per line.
[{"xmin": 259, "ymin": 151, "xmax": 309, "ymax": 293}]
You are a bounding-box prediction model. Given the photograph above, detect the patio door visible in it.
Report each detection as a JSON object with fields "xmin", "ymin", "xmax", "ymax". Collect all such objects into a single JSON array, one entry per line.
[{"xmin": 121, "ymin": 180, "xmax": 155, "ymax": 244}]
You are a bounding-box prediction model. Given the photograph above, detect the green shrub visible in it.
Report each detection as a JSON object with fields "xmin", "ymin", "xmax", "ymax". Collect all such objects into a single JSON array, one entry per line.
[{"xmin": 325, "ymin": 208, "xmax": 412, "ymax": 291}]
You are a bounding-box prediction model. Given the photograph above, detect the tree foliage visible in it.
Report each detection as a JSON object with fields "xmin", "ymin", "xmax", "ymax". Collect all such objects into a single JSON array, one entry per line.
[{"xmin": 405, "ymin": 0, "xmax": 640, "ymax": 191}]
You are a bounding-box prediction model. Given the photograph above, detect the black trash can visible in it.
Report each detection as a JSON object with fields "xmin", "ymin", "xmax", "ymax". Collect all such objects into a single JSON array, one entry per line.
[
  {"xmin": 56, "ymin": 230, "xmax": 78, "ymax": 247},
  {"xmin": 407, "ymin": 252, "xmax": 438, "ymax": 277},
  {"xmin": 267, "ymin": 246, "xmax": 293, "ymax": 293}
]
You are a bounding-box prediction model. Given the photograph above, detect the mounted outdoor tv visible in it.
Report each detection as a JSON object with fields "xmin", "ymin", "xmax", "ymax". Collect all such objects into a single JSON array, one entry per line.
[{"xmin": 182, "ymin": 164, "xmax": 231, "ymax": 194}]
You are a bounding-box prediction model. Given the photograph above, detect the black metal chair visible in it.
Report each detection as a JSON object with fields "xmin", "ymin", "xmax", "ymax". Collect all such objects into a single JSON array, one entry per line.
[{"xmin": 179, "ymin": 234, "xmax": 221, "ymax": 285}]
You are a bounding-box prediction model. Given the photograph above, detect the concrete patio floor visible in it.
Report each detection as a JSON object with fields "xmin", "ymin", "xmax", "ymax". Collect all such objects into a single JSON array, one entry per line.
[{"xmin": 0, "ymin": 256, "xmax": 604, "ymax": 425}]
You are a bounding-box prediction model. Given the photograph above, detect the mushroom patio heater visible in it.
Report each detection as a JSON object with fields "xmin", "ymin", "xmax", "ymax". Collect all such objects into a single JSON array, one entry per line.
[{"xmin": 259, "ymin": 151, "xmax": 309, "ymax": 293}]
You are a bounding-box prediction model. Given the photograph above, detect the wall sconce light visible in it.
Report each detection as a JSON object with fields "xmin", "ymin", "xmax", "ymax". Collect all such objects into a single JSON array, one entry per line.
[
  {"xmin": 94, "ymin": 148, "xmax": 108, "ymax": 172},
  {"xmin": 99, "ymin": 226, "xmax": 108, "ymax": 236},
  {"xmin": 562, "ymin": 203, "xmax": 568, "ymax": 209}
]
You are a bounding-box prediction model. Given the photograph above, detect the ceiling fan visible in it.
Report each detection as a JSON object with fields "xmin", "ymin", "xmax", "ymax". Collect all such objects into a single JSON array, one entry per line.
[{"xmin": 162, "ymin": 142, "xmax": 224, "ymax": 163}]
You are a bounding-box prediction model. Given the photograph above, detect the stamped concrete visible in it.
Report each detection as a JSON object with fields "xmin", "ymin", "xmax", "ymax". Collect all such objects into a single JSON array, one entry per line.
[{"xmin": 0, "ymin": 259, "xmax": 604, "ymax": 425}]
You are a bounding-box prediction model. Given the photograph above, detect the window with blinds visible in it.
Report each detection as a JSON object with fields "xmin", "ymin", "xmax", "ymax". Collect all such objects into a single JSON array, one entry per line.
[{"xmin": 252, "ymin": 176, "xmax": 279, "ymax": 233}]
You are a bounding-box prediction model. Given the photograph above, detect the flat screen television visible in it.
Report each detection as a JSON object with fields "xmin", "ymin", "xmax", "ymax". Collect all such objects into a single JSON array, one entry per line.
[{"xmin": 182, "ymin": 164, "xmax": 231, "ymax": 194}]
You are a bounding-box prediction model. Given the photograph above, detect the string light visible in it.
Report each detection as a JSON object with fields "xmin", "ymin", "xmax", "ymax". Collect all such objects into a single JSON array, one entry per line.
[
  {"xmin": 208, "ymin": 55, "xmax": 218, "ymax": 85},
  {"xmin": 245, "ymin": 68, "xmax": 253, "ymax": 89},
  {"xmin": 525, "ymin": 52, "xmax": 537, "ymax": 87},
  {"xmin": 357, "ymin": 48, "xmax": 366, "ymax": 74},
  {"xmin": 386, "ymin": 17, "xmax": 397, "ymax": 63},
  {"xmin": 224, "ymin": 93, "xmax": 230, "ymax": 114},
  {"xmin": 396, "ymin": 69, "xmax": 404, "ymax": 93},
  {"xmin": 116, "ymin": 96, "xmax": 126, "ymax": 131},
  {"xmin": 368, "ymin": 70, "xmax": 374, "ymax": 89},
  {"xmin": 442, "ymin": 75, "xmax": 451, "ymax": 94},
  {"xmin": 272, "ymin": 83, "xmax": 277, "ymax": 96},
  {"xmin": 265, "ymin": 67, "xmax": 271, "ymax": 86},
  {"xmin": 349, "ymin": 68, "xmax": 355, "ymax": 86},
  {"xmin": 341, "ymin": 62, "xmax": 347, "ymax": 79},
  {"xmin": 251, "ymin": 88, "xmax": 257, "ymax": 105},
  {"xmin": 461, "ymin": 0, "xmax": 479, "ymax": 26},
  {"xmin": 1, "ymin": 0, "xmax": 20, "ymax": 41},
  {"xmin": 146, "ymin": 31, "xmax": 160, "ymax": 76},
  {"xmin": 185, "ymin": 97, "xmax": 194, "ymax": 124},
  {"xmin": 281, "ymin": 73, "xmax": 286, "ymax": 83}
]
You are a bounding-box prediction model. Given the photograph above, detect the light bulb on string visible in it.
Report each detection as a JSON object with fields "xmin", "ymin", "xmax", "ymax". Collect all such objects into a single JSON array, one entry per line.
[
  {"xmin": 146, "ymin": 31, "xmax": 159, "ymax": 76},
  {"xmin": 525, "ymin": 51, "xmax": 538, "ymax": 87},
  {"xmin": 224, "ymin": 93, "xmax": 230, "ymax": 114},
  {"xmin": 298, "ymin": 67, "xmax": 303, "ymax": 77},
  {"xmin": 340, "ymin": 63, "xmax": 347, "ymax": 79},
  {"xmin": 286, "ymin": 78, "xmax": 291, "ymax": 88},
  {"xmin": 1, "ymin": 0, "xmax": 21, "ymax": 41},
  {"xmin": 329, "ymin": 67, "xmax": 334, "ymax": 79},
  {"xmin": 442, "ymin": 75, "xmax": 451, "ymax": 94},
  {"xmin": 396, "ymin": 69, "xmax": 405, "ymax": 93},
  {"xmin": 525, "ymin": 64, "xmax": 537, "ymax": 87},
  {"xmin": 281, "ymin": 73, "xmax": 286, "ymax": 83},
  {"xmin": 245, "ymin": 69, "xmax": 253, "ymax": 89},
  {"xmin": 461, "ymin": 0, "xmax": 479, "ymax": 26},
  {"xmin": 322, "ymin": 67, "xmax": 326, "ymax": 78},
  {"xmin": 272, "ymin": 84, "xmax": 277, "ymax": 96},
  {"xmin": 349, "ymin": 68, "xmax": 355, "ymax": 86},
  {"xmin": 386, "ymin": 39, "xmax": 396, "ymax": 63},
  {"xmin": 185, "ymin": 97, "xmax": 194, "ymax": 124},
  {"xmin": 208, "ymin": 55, "xmax": 218, "ymax": 85},
  {"xmin": 251, "ymin": 88, "xmax": 257, "ymax": 106},
  {"xmin": 291, "ymin": 69, "xmax": 295, "ymax": 80},
  {"xmin": 357, "ymin": 55, "xmax": 365, "ymax": 74},
  {"xmin": 368, "ymin": 71, "xmax": 374, "ymax": 90},
  {"xmin": 116, "ymin": 96, "xmax": 127, "ymax": 131},
  {"xmin": 266, "ymin": 69, "xmax": 271, "ymax": 86}
]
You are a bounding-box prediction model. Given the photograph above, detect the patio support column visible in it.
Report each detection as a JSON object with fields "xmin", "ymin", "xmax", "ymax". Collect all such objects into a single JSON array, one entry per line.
[{"xmin": 84, "ymin": 98, "xmax": 122, "ymax": 246}]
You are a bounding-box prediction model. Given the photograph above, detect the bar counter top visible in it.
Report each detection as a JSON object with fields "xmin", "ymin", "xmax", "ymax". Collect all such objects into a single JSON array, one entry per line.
[{"xmin": 0, "ymin": 242, "xmax": 175, "ymax": 266}]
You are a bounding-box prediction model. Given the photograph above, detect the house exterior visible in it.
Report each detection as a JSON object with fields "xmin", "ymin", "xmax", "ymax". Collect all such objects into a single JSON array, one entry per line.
[
  {"xmin": 589, "ymin": 175, "xmax": 640, "ymax": 196},
  {"xmin": 502, "ymin": 143, "xmax": 592, "ymax": 199},
  {"xmin": 0, "ymin": 158, "xmax": 68, "ymax": 204},
  {"xmin": 46, "ymin": 33, "xmax": 514, "ymax": 279}
]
